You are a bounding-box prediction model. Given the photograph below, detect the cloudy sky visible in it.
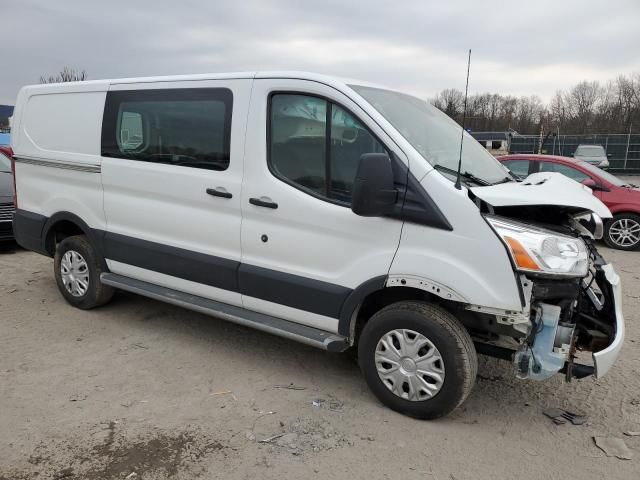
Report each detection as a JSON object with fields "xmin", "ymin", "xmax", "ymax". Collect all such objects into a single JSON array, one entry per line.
[{"xmin": 2, "ymin": 0, "xmax": 639, "ymax": 105}]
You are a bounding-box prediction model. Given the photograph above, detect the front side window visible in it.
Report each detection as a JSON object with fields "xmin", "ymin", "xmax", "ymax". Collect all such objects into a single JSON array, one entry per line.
[
  {"xmin": 269, "ymin": 93, "xmax": 386, "ymax": 203},
  {"xmin": 540, "ymin": 161, "xmax": 591, "ymax": 183},
  {"xmin": 102, "ymin": 88, "xmax": 233, "ymax": 171}
]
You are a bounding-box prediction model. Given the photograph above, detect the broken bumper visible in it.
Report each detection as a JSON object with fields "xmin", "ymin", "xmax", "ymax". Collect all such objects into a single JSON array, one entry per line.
[{"xmin": 592, "ymin": 264, "xmax": 625, "ymax": 378}]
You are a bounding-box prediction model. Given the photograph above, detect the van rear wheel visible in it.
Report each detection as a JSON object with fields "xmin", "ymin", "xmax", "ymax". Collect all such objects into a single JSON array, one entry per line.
[
  {"xmin": 358, "ymin": 301, "xmax": 477, "ymax": 419},
  {"xmin": 54, "ymin": 235, "xmax": 114, "ymax": 309}
]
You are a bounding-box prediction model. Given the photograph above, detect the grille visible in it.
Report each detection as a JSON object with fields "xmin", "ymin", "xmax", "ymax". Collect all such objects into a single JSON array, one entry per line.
[{"xmin": 0, "ymin": 202, "xmax": 15, "ymax": 221}]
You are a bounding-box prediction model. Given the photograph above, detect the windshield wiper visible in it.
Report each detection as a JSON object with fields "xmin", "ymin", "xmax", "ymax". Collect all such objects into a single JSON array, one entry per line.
[
  {"xmin": 494, "ymin": 176, "xmax": 515, "ymax": 184},
  {"xmin": 433, "ymin": 164, "xmax": 491, "ymax": 186}
]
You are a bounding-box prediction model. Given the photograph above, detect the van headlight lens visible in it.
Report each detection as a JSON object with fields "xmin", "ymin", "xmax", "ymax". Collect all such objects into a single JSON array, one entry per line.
[{"xmin": 487, "ymin": 217, "xmax": 589, "ymax": 277}]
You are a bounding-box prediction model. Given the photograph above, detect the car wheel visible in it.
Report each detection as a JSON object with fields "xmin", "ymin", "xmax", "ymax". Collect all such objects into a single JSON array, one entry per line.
[
  {"xmin": 604, "ymin": 213, "xmax": 640, "ymax": 251},
  {"xmin": 358, "ymin": 301, "xmax": 477, "ymax": 419},
  {"xmin": 54, "ymin": 235, "xmax": 114, "ymax": 309}
]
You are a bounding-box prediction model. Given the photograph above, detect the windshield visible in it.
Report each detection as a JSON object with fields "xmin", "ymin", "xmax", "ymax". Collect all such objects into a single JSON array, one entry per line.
[
  {"xmin": 0, "ymin": 153, "xmax": 11, "ymax": 173},
  {"xmin": 575, "ymin": 145, "xmax": 605, "ymax": 157},
  {"xmin": 579, "ymin": 161, "xmax": 629, "ymax": 187},
  {"xmin": 350, "ymin": 85, "xmax": 512, "ymax": 185}
]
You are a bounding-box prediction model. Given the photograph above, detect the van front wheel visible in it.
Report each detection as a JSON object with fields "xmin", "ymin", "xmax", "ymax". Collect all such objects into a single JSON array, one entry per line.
[
  {"xmin": 358, "ymin": 301, "xmax": 477, "ymax": 419},
  {"xmin": 54, "ymin": 235, "xmax": 114, "ymax": 309}
]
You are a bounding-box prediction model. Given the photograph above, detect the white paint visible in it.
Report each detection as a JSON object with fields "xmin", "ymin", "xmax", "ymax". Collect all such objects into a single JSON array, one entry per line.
[
  {"xmin": 593, "ymin": 264, "xmax": 625, "ymax": 377},
  {"xmin": 100, "ymin": 78, "xmax": 252, "ymax": 305},
  {"xmin": 13, "ymin": 162, "xmax": 105, "ymax": 231},
  {"xmin": 390, "ymin": 170, "xmax": 524, "ymax": 312},
  {"xmin": 13, "ymin": 88, "xmax": 106, "ymax": 165},
  {"xmin": 471, "ymin": 171, "xmax": 613, "ymax": 219},
  {"xmin": 239, "ymin": 78, "xmax": 404, "ymax": 325}
]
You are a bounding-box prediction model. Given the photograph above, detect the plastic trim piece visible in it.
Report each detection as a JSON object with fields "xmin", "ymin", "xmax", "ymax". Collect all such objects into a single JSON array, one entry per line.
[
  {"xmin": 100, "ymin": 272, "xmax": 350, "ymax": 352},
  {"xmin": 14, "ymin": 156, "xmax": 101, "ymax": 173}
]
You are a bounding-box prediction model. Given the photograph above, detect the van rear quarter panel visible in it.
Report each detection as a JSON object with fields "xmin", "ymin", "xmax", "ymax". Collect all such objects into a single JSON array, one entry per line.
[{"xmin": 12, "ymin": 86, "xmax": 107, "ymax": 230}]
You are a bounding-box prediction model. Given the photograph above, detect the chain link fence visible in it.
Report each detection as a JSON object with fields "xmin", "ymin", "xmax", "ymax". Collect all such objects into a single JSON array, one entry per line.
[{"xmin": 508, "ymin": 133, "xmax": 640, "ymax": 173}]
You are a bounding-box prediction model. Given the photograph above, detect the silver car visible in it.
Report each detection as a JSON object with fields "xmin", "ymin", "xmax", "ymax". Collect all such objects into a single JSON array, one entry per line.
[{"xmin": 573, "ymin": 144, "xmax": 610, "ymax": 169}]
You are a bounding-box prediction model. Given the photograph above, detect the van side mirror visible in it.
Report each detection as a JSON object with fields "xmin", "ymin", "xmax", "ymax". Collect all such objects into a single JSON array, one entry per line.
[{"xmin": 351, "ymin": 153, "xmax": 397, "ymax": 217}]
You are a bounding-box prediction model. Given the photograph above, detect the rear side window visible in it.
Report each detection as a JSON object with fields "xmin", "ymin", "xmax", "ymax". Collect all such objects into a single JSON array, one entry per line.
[
  {"xmin": 502, "ymin": 159, "xmax": 530, "ymax": 179},
  {"xmin": 540, "ymin": 162, "xmax": 591, "ymax": 183},
  {"xmin": 102, "ymin": 88, "xmax": 233, "ymax": 171},
  {"xmin": 269, "ymin": 93, "xmax": 386, "ymax": 203}
]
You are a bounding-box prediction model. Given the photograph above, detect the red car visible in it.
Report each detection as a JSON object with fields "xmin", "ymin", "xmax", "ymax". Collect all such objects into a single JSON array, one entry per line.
[{"xmin": 499, "ymin": 154, "xmax": 640, "ymax": 251}]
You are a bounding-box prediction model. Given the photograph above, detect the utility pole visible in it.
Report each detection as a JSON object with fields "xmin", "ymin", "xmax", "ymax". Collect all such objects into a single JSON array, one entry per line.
[
  {"xmin": 624, "ymin": 122, "xmax": 632, "ymax": 170},
  {"xmin": 538, "ymin": 122, "xmax": 544, "ymax": 154}
]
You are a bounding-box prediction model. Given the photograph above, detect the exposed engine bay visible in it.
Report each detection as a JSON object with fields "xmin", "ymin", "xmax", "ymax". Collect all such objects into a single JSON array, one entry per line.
[
  {"xmin": 460, "ymin": 192, "xmax": 622, "ymax": 382},
  {"xmin": 513, "ymin": 237, "xmax": 617, "ymax": 380}
]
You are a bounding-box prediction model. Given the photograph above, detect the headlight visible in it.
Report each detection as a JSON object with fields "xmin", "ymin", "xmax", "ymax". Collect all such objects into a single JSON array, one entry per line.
[{"xmin": 486, "ymin": 217, "xmax": 589, "ymax": 277}]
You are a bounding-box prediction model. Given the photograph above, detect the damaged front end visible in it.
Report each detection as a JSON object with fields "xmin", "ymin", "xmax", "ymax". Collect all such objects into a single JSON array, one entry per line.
[
  {"xmin": 467, "ymin": 205, "xmax": 624, "ymax": 382},
  {"xmin": 513, "ymin": 241, "xmax": 624, "ymax": 381}
]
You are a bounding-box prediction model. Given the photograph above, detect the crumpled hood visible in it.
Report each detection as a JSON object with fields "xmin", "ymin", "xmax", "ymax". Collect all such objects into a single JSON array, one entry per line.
[{"xmin": 470, "ymin": 172, "xmax": 612, "ymax": 219}]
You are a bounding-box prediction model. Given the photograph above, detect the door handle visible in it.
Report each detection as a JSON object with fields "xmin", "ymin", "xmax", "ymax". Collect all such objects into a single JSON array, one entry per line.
[
  {"xmin": 249, "ymin": 197, "xmax": 278, "ymax": 209},
  {"xmin": 206, "ymin": 187, "xmax": 233, "ymax": 199}
]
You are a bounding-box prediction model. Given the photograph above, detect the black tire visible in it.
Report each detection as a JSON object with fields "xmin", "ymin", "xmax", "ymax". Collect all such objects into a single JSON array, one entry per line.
[
  {"xmin": 358, "ymin": 301, "xmax": 477, "ymax": 419},
  {"xmin": 54, "ymin": 235, "xmax": 114, "ymax": 309},
  {"xmin": 604, "ymin": 213, "xmax": 640, "ymax": 251}
]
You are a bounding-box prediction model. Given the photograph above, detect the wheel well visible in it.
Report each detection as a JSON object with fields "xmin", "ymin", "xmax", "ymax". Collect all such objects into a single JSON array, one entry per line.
[
  {"xmin": 44, "ymin": 220, "xmax": 86, "ymax": 255},
  {"xmin": 353, "ymin": 286, "xmax": 444, "ymax": 342},
  {"xmin": 608, "ymin": 211, "xmax": 640, "ymax": 220}
]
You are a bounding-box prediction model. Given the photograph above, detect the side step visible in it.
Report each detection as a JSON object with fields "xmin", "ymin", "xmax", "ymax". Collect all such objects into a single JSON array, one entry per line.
[{"xmin": 100, "ymin": 273, "xmax": 349, "ymax": 352}]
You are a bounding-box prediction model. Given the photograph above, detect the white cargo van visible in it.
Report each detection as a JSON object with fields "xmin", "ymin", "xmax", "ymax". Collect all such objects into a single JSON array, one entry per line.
[{"xmin": 10, "ymin": 72, "xmax": 624, "ymax": 419}]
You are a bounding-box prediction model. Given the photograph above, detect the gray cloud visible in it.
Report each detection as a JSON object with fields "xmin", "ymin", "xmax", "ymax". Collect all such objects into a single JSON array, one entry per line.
[{"xmin": 2, "ymin": 0, "xmax": 639, "ymax": 104}]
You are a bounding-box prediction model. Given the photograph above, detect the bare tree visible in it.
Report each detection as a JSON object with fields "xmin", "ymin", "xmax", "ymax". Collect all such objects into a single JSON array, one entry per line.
[
  {"xmin": 430, "ymin": 71, "xmax": 640, "ymax": 134},
  {"xmin": 514, "ymin": 96, "xmax": 543, "ymax": 133},
  {"xmin": 431, "ymin": 89, "xmax": 464, "ymax": 119},
  {"xmin": 567, "ymin": 81, "xmax": 601, "ymax": 133},
  {"xmin": 40, "ymin": 67, "xmax": 87, "ymax": 84},
  {"xmin": 549, "ymin": 91, "xmax": 569, "ymax": 129},
  {"xmin": 500, "ymin": 96, "xmax": 518, "ymax": 130}
]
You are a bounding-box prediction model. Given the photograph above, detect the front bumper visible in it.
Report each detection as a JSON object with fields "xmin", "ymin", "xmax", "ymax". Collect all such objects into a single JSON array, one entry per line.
[{"xmin": 592, "ymin": 264, "xmax": 625, "ymax": 377}]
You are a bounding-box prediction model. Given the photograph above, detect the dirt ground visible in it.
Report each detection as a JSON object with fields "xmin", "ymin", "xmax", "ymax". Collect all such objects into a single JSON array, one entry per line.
[{"xmin": 1, "ymin": 240, "xmax": 639, "ymax": 480}]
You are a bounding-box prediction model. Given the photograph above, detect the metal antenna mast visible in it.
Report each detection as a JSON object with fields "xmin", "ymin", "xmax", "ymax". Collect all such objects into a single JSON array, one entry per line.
[{"xmin": 455, "ymin": 49, "xmax": 472, "ymax": 190}]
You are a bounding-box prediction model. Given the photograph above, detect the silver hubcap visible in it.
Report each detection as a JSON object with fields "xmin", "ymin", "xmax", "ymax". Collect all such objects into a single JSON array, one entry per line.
[
  {"xmin": 609, "ymin": 218, "xmax": 640, "ymax": 247},
  {"xmin": 375, "ymin": 329, "xmax": 445, "ymax": 401},
  {"xmin": 60, "ymin": 250, "xmax": 90, "ymax": 297}
]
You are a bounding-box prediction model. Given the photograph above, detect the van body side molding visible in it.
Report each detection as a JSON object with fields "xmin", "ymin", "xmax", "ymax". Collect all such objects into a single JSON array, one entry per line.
[
  {"xmin": 102, "ymin": 231, "xmax": 240, "ymax": 293},
  {"xmin": 238, "ymin": 264, "xmax": 351, "ymax": 319},
  {"xmin": 100, "ymin": 272, "xmax": 349, "ymax": 352},
  {"xmin": 15, "ymin": 156, "xmax": 101, "ymax": 173}
]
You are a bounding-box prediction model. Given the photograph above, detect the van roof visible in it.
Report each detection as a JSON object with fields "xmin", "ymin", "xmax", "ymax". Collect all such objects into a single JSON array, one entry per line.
[{"xmin": 19, "ymin": 71, "xmax": 387, "ymax": 94}]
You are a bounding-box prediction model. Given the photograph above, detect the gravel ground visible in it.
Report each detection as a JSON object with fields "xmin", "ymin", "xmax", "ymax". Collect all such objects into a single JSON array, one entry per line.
[{"xmin": 1, "ymin": 239, "xmax": 639, "ymax": 480}]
